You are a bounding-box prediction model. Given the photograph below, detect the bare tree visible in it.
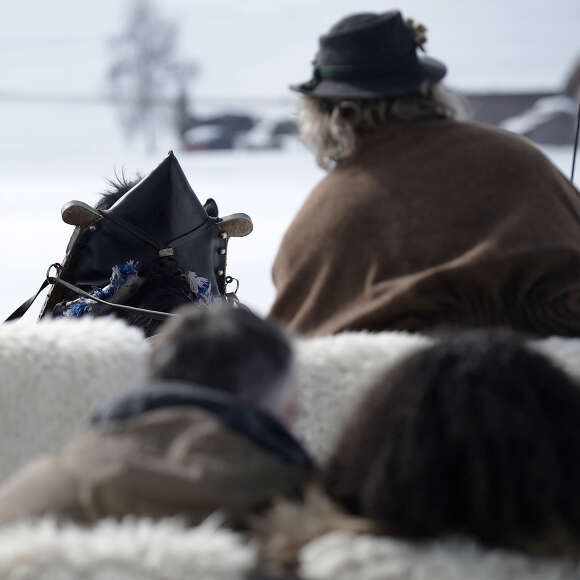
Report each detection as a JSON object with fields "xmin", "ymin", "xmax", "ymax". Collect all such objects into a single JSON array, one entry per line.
[{"xmin": 108, "ymin": 0, "xmax": 197, "ymax": 152}]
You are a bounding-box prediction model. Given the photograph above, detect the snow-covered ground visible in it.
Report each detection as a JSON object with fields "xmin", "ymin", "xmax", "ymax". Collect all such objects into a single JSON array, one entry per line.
[{"xmin": 0, "ymin": 100, "xmax": 578, "ymax": 321}]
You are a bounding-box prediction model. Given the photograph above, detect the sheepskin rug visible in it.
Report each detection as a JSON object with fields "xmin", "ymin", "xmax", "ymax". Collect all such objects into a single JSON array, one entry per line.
[
  {"xmin": 294, "ymin": 330, "xmax": 433, "ymax": 460},
  {"xmin": 301, "ymin": 531, "xmax": 580, "ymax": 580},
  {"xmin": 0, "ymin": 317, "xmax": 149, "ymax": 481},
  {"xmin": 2, "ymin": 319, "xmax": 580, "ymax": 578},
  {"xmin": 0, "ymin": 517, "xmax": 254, "ymax": 580},
  {"xmin": 3, "ymin": 317, "xmax": 580, "ymax": 475},
  {"xmin": 0, "ymin": 517, "xmax": 578, "ymax": 580},
  {"xmin": 294, "ymin": 332, "xmax": 580, "ymax": 460}
]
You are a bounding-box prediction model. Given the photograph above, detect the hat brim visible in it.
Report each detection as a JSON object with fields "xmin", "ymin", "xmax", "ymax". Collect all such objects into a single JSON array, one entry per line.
[{"xmin": 290, "ymin": 57, "xmax": 447, "ymax": 100}]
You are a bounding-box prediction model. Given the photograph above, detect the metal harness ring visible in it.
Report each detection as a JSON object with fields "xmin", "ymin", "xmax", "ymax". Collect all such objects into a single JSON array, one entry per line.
[
  {"xmin": 46, "ymin": 263, "xmax": 63, "ymax": 281},
  {"xmin": 225, "ymin": 275, "xmax": 239, "ymax": 295}
]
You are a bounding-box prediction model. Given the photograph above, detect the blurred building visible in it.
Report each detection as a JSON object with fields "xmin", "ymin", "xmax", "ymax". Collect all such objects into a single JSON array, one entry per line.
[{"xmin": 176, "ymin": 59, "xmax": 580, "ymax": 152}]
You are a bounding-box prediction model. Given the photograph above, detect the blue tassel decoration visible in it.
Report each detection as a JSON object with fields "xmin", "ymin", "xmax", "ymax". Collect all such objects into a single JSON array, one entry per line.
[{"xmin": 61, "ymin": 260, "xmax": 140, "ymax": 318}]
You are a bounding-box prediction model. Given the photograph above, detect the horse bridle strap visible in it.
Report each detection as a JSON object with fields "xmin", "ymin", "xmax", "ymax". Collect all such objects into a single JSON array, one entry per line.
[
  {"xmin": 4, "ymin": 279, "xmax": 51, "ymax": 322},
  {"xmin": 49, "ymin": 272, "xmax": 175, "ymax": 321},
  {"xmin": 99, "ymin": 209, "xmax": 213, "ymax": 255},
  {"xmin": 99, "ymin": 210, "xmax": 165, "ymax": 252},
  {"xmin": 4, "ymin": 264, "xmax": 175, "ymax": 323}
]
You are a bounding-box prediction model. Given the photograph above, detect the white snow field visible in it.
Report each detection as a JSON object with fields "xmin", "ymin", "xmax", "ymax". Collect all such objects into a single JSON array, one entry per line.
[{"xmin": 0, "ymin": 99, "xmax": 578, "ymax": 321}]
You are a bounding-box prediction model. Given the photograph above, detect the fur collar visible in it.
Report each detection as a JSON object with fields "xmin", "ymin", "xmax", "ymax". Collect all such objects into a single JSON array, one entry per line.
[{"xmin": 91, "ymin": 380, "xmax": 313, "ymax": 468}]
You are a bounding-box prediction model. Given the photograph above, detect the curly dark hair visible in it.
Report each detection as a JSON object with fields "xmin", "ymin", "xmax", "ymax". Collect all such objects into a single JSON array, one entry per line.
[{"xmin": 323, "ymin": 330, "xmax": 580, "ymax": 555}]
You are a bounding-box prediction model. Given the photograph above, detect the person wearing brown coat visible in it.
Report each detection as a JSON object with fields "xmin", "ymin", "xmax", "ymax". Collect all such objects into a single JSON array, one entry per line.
[
  {"xmin": 269, "ymin": 10, "xmax": 580, "ymax": 337},
  {"xmin": 0, "ymin": 306, "xmax": 312, "ymax": 527}
]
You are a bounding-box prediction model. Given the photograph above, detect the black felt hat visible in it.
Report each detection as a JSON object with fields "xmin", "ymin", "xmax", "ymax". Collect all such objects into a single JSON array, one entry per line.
[{"xmin": 291, "ymin": 10, "xmax": 447, "ymax": 100}]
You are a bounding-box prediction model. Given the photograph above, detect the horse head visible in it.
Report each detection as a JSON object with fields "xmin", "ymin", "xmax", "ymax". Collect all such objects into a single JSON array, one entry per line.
[{"xmin": 41, "ymin": 152, "xmax": 252, "ymax": 335}]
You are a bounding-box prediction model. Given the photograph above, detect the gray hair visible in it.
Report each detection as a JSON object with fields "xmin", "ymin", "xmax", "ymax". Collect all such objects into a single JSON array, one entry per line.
[{"xmin": 297, "ymin": 84, "xmax": 469, "ymax": 170}]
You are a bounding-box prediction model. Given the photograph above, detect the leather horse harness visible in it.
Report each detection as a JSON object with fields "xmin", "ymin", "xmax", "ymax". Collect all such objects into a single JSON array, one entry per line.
[{"xmin": 6, "ymin": 152, "xmax": 253, "ymax": 325}]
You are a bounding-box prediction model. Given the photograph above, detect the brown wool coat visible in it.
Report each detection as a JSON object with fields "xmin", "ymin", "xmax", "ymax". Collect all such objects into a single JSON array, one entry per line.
[
  {"xmin": 270, "ymin": 119, "xmax": 580, "ymax": 337},
  {"xmin": 0, "ymin": 408, "xmax": 310, "ymax": 526}
]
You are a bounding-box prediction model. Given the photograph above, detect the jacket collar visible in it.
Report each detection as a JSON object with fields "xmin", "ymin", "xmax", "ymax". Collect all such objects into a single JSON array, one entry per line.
[{"xmin": 91, "ymin": 380, "xmax": 313, "ymax": 469}]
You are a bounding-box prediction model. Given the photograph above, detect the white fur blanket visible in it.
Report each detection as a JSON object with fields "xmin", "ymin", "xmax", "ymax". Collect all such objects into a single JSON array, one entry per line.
[
  {"xmin": 0, "ymin": 517, "xmax": 578, "ymax": 580},
  {"xmin": 294, "ymin": 330, "xmax": 433, "ymax": 459},
  {"xmin": 0, "ymin": 317, "xmax": 149, "ymax": 481},
  {"xmin": 1, "ymin": 319, "xmax": 580, "ymax": 579},
  {"xmin": 300, "ymin": 531, "xmax": 580, "ymax": 580},
  {"xmin": 0, "ymin": 517, "xmax": 254, "ymax": 579},
  {"xmin": 295, "ymin": 332, "xmax": 580, "ymax": 460},
  {"xmin": 2, "ymin": 319, "xmax": 580, "ymax": 476}
]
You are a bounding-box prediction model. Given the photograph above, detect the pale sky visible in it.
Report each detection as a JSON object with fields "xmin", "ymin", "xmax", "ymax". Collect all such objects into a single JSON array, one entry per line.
[{"xmin": 1, "ymin": 0, "xmax": 579, "ymax": 100}]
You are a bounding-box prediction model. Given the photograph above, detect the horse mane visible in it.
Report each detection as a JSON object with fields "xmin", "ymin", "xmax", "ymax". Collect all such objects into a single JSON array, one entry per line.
[{"xmin": 95, "ymin": 171, "xmax": 142, "ymax": 211}]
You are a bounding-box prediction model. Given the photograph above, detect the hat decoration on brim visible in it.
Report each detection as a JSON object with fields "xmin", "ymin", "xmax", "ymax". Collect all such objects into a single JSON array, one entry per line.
[{"xmin": 291, "ymin": 10, "xmax": 447, "ymax": 100}]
